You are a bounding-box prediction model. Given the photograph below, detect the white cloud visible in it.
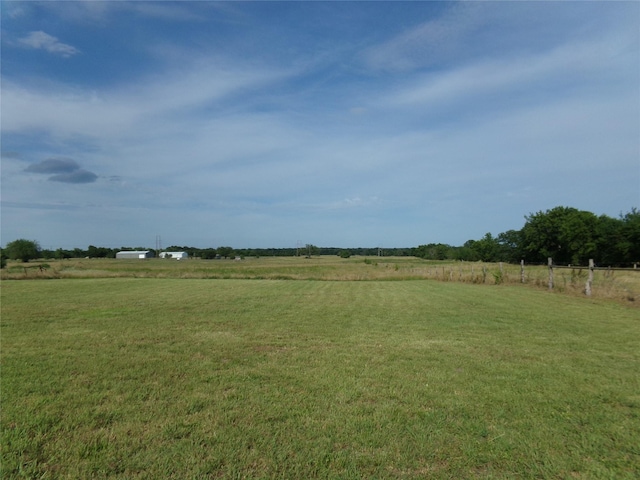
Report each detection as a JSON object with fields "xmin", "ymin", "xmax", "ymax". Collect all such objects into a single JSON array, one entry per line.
[
  {"xmin": 362, "ymin": 2, "xmax": 481, "ymax": 72},
  {"xmin": 1, "ymin": 59, "xmax": 290, "ymax": 143},
  {"xmin": 382, "ymin": 32, "xmax": 635, "ymax": 111},
  {"xmin": 18, "ymin": 31, "xmax": 80, "ymax": 57}
]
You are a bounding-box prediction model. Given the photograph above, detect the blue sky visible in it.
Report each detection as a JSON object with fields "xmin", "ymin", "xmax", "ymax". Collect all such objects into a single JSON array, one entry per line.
[{"xmin": 2, "ymin": 1, "xmax": 639, "ymax": 250}]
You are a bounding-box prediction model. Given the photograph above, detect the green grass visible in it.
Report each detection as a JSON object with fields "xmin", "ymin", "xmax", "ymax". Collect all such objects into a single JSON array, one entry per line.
[{"xmin": 2, "ymin": 278, "xmax": 639, "ymax": 478}]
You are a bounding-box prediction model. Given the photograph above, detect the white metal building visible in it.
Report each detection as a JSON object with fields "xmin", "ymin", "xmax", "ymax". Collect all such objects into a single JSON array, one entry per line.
[
  {"xmin": 159, "ymin": 251, "xmax": 189, "ymax": 260},
  {"xmin": 116, "ymin": 250, "xmax": 155, "ymax": 259}
]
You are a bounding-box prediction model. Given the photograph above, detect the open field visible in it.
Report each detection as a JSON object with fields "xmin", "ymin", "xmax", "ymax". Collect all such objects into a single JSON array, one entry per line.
[
  {"xmin": 2, "ymin": 256, "xmax": 639, "ymax": 304},
  {"xmin": 2, "ymin": 276, "xmax": 639, "ymax": 478}
]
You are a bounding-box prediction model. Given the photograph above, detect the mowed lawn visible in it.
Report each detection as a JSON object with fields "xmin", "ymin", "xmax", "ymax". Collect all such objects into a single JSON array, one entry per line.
[{"xmin": 1, "ymin": 279, "xmax": 639, "ymax": 479}]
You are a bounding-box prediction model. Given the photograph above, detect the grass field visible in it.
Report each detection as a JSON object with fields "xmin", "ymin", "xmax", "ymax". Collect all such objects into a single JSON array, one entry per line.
[
  {"xmin": 2, "ymin": 272, "xmax": 639, "ymax": 479},
  {"xmin": 2, "ymin": 256, "xmax": 639, "ymax": 304}
]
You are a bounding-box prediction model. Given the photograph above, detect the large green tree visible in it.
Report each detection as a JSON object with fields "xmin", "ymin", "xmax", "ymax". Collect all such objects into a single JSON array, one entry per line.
[
  {"xmin": 5, "ymin": 239, "xmax": 41, "ymax": 263},
  {"xmin": 521, "ymin": 207, "xmax": 598, "ymax": 264}
]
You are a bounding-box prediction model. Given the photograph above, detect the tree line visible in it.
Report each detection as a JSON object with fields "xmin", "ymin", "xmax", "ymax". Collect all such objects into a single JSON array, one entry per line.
[
  {"xmin": 0, "ymin": 243, "xmax": 412, "ymax": 264},
  {"xmin": 413, "ymin": 206, "xmax": 640, "ymax": 266},
  {"xmin": 2, "ymin": 206, "xmax": 638, "ymax": 267}
]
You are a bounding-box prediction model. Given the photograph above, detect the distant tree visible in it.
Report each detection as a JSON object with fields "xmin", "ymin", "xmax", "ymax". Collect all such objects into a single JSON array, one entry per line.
[
  {"xmin": 496, "ymin": 230, "xmax": 523, "ymax": 263},
  {"xmin": 620, "ymin": 208, "xmax": 640, "ymax": 263},
  {"xmin": 413, "ymin": 243, "xmax": 454, "ymax": 260},
  {"xmin": 217, "ymin": 246, "xmax": 234, "ymax": 259},
  {"xmin": 87, "ymin": 245, "xmax": 113, "ymax": 258},
  {"xmin": 459, "ymin": 240, "xmax": 480, "ymax": 261},
  {"xmin": 467, "ymin": 233, "xmax": 501, "ymax": 262},
  {"xmin": 595, "ymin": 214, "xmax": 626, "ymax": 265},
  {"xmin": 199, "ymin": 248, "xmax": 218, "ymax": 260},
  {"xmin": 40, "ymin": 249, "xmax": 56, "ymax": 259},
  {"xmin": 56, "ymin": 248, "xmax": 72, "ymax": 260},
  {"xmin": 0, "ymin": 248, "xmax": 6, "ymax": 268},
  {"xmin": 5, "ymin": 239, "xmax": 41, "ymax": 263},
  {"xmin": 305, "ymin": 244, "xmax": 319, "ymax": 258},
  {"xmin": 338, "ymin": 250, "xmax": 351, "ymax": 258}
]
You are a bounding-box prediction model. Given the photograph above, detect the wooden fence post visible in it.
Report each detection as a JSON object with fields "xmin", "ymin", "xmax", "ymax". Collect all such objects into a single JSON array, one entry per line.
[
  {"xmin": 585, "ymin": 259, "xmax": 594, "ymax": 296},
  {"xmin": 548, "ymin": 257, "xmax": 554, "ymax": 290},
  {"xmin": 520, "ymin": 259, "xmax": 525, "ymax": 283}
]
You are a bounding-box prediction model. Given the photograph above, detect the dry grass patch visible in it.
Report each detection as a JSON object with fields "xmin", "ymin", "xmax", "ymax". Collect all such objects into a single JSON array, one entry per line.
[{"xmin": 2, "ymin": 256, "xmax": 638, "ymax": 305}]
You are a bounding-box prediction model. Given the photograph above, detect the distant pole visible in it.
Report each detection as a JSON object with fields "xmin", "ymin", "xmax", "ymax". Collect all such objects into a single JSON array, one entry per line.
[
  {"xmin": 548, "ymin": 257, "xmax": 554, "ymax": 291},
  {"xmin": 520, "ymin": 259, "xmax": 525, "ymax": 283},
  {"xmin": 585, "ymin": 259, "xmax": 594, "ymax": 296}
]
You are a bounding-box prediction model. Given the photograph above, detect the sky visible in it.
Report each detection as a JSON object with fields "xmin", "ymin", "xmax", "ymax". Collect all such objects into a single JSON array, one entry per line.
[{"xmin": 1, "ymin": 1, "xmax": 639, "ymax": 250}]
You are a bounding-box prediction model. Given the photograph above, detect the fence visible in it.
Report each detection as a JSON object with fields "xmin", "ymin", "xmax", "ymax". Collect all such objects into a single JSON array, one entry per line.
[
  {"xmin": 408, "ymin": 259, "xmax": 638, "ymax": 303},
  {"xmin": 546, "ymin": 258, "xmax": 639, "ymax": 297}
]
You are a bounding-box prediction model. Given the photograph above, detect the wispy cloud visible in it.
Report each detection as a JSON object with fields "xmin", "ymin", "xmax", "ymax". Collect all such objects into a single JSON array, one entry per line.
[
  {"xmin": 1, "ymin": 60, "xmax": 290, "ymax": 140},
  {"xmin": 18, "ymin": 31, "xmax": 80, "ymax": 57},
  {"xmin": 1, "ymin": 2, "xmax": 637, "ymax": 248},
  {"xmin": 362, "ymin": 2, "xmax": 481, "ymax": 72},
  {"xmin": 380, "ymin": 28, "xmax": 635, "ymax": 113}
]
